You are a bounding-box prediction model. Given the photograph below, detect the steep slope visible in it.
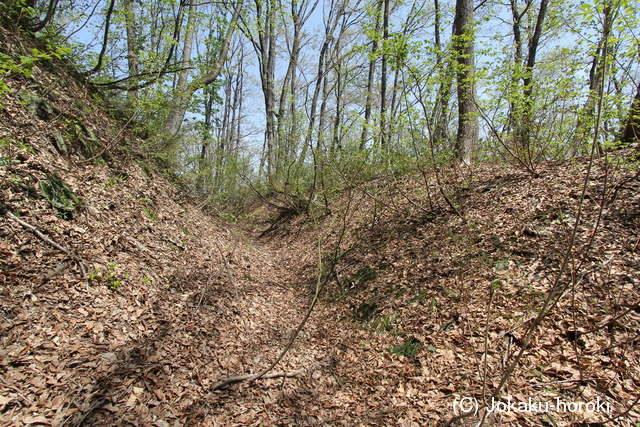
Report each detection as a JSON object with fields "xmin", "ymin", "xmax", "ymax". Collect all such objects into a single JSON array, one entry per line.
[
  {"xmin": 0, "ymin": 29, "xmax": 320, "ymax": 426},
  {"xmin": 2, "ymin": 27, "xmax": 640, "ymax": 427},
  {"xmin": 251, "ymin": 159, "xmax": 640, "ymax": 425}
]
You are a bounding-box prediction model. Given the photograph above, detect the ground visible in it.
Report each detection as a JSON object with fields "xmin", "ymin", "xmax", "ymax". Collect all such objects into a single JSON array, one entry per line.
[{"xmin": 1, "ymin": 27, "xmax": 640, "ymax": 427}]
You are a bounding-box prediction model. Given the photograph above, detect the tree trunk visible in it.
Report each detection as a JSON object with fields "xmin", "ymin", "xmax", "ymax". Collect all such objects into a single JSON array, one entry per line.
[
  {"xmin": 360, "ymin": 0, "xmax": 383, "ymax": 150},
  {"xmin": 276, "ymin": 0, "xmax": 319, "ymax": 175},
  {"xmin": 82, "ymin": 0, "xmax": 116, "ymax": 76},
  {"xmin": 332, "ymin": 62, "xmax": 343, "ymax": 151},
  {"xmin": 27, "ymin": 0, "xmax": 59, "ymax": 32},
  {"xmin": 162, "ymin": 0, "xmax": 197, "ymax": 143},
  {"xmin": 123, "ymin": 0, "xmax": 140, "ymax": 103},
  {"xmin": 572, "ymin": 2, "xmax": 612, "ymax": 157},
  {"xmin": 300, "ymin": 0, "xmax": 341, "ymax": 165},
  {"xmin": 570, "ymin": 38, "xmax": 605, "ymax": 157},
  {"xmin": 265, "ymin": 19, "xmax": 277, "ymax": 182},
  {"xmin": 432, "ymin": 0, "xmax": 452, "ymax": 147},
  {"xmin": 240, "ymin": 0, "xmax": 278, "ymax": 183},
  {"xmin": 235, "ymin": 45, "xmax": 245, "ymax": 153},
  {"xmin": 379, "ymin": 0, "xmax": 390, "ymax": 148},
  {"xmin": 621, "ymin": 83, "xmax": 640, "ymax": 144},
  {"xmin": 161, "ymin": 0, "xmax": 243, "ymax": 148},
  {"xmin": 517, "ymin": 0, "xmax": 549, "ymax": 159},
  {"xmin": 452, "ymin": 0, "xmax": 478, "ymax": 165}
]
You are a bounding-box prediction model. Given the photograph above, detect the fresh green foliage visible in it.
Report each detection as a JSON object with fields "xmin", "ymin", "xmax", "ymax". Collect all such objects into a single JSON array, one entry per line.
[
  {"xmin": 38, "ymin": 174, "xmax": 80, "ymax": 220},
  {"xmin": 0, "ymin": 48, "xmax": 52, "ymax": 77},
  {"xmin": 0, "ymin": 46, "xmax": 69, "ymax": 105},
  {"xmin": 88, "ymin": 265, "xmax": 125, "ymax": 290},
  {"xmin": 0, "ymin": 157, "xmax": 21, "ymax": 166},
  {"xmin": 141, "ymin": 205, "xmax": 158, "ymax": 222},
  {"xmin": 0, "ymin": 137, "xmax": 32, "ymax": 153},
  {"xmin": 370, "ymin": 310, "xmax": 398, "ymax": 332},
  {"xmin": 354, "ymin": 301, "xmax": 378, "ymax": 322},
  {"xmin": 388, "ymin": 337, "xmax": 421, "ymax": 359},
  {"xmin": 355, "ymin": 266, "xmax": 378, "ymax": 283},
  {"xmin": 409, "ymin": 290, "xmax": 428, "ymax": 305},
  {"xmin": 10, "ymin": 0, "xmax": 639, "ymax": 216}
]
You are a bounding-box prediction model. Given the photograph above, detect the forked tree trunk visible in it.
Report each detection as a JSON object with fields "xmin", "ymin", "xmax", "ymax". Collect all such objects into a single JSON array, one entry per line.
[{"xmin": 161, "ymin": 1, "xmax": 242, "ymax": 148}]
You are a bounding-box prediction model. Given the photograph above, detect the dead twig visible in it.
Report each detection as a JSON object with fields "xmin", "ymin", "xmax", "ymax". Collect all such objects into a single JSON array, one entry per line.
[
  {"xmin": 211, "ymin": 369, "xmax": 305, "ymax": 391},
  {"xmin": 0, "ymin": 202, "xmax": 87, "ymax": 278},
  {"xmin": 599, "ymin": 393, "xmax": 640, "ymax": 425},
  {"xmin": 212, "ymin": 189, "xmax": 354, "ymax": 392},
  {"xmin": 210, "ymin": 268, "xmax": 321, "ymax": 391},
  {"xmin": 196, "ymin": 236, "xmax": 238, "ymax": 313},
  {"xmin": 441, "ymin": 14, "xmax": 613, "ymax": 426},
  {"xmin": 74, "ymin": 398, "xmax": 106, "ymax": 427},
  {"xmin": 0, "ymin": 375, "xmax": 33, "ymax": 406}
]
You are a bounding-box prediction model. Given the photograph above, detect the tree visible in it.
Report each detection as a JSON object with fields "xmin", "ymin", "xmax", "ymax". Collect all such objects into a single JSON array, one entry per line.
[
  {"xmin": 276, "ymin": 0, "xmax": 319, "ymax": 174},
  {"xmin": 161, "ymin": 0, "xmax": 243, "ymax": 148},
  {"xmin": 122, "ymin": 0, "xmax": 140, "ymax": 103},
  {"xmin": 431, "ymin": 0, "xmax": 454, "ymax": 149},
  {"xmin": 82, "ymin": 0, "xmax": 117, "ymax": 76},
  {"xmin": 360, "ymin": 0, "xmax": 383, "ymax": 150},
  {"xmin": 452, "ymin": 0, "xmax": 478, "ymax": 165},
  {"xmin": 239, "ymin": 0, "xmax": 288, "ymax": 185},
  {"xmin": 2, "ymin": 0, "xmax": 59, "ymax": 31},
  {"xmin": 621, "ymin": 82, "xmax": 640, "ymax": 144},
  {"xmin": 379, "ymin": 0, "xmax": 391, "ymax": 147},
  {"xmin": 516, "ymin": 0, "xmax": 550, "ymax": 159},
  {"xmin": 299, "ymin": 0, "xmax": 345, "ymax": 168}
]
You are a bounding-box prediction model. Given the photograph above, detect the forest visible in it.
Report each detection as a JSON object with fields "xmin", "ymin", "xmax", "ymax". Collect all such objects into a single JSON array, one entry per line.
[
  {"xmin": 4, "ymin": 0, "xmax": 640, "ymax": 203},
  {"xmin": 0, "ymin": 0, "xmax": 640, "ymax": 425}
]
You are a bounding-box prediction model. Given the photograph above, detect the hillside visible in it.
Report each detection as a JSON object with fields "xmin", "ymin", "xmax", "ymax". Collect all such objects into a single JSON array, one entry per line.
[
  {"xmin": 2, "ymin": 28, "xmax": 640, "ymax": 427},
  {"xmin": 0, "ymin": 29, "xmax": 318, "ymax": 426},
  {"xmin": 251, "ymin": 159, "xmax": 640, "ymax": 426}
]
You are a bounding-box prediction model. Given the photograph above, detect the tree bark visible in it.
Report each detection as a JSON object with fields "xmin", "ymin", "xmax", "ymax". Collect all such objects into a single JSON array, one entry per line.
[
  {"xmin": 621, "ymin": 82, "xmax": 640, "ymax": 144},
  {"xmin": 82, "ymin": 0, "xmax": 116, "ymax": 76},
  {"xmin": 452, "ymin": 0, "xmax": 478, "ymax": 165},
  {"xmin": 123, "ymin": 0, "xmax": 140, "ymax": 102},
  {"xmin": 300, "ymin": 0, "xmax": 342, "ymax": 165},
  {"xmin": 161, "ymin": 0, "xmax": 243, "ymax": 148},
  {"xmin": 359, "ymin": 0, "xmax": 383, "ymax": 150},
  {"xmin": 239, "ymin": 0, "xmax": 279, "ymax": 183},
  {"xmin": 379, "ymin": 0, "xmax": 390, "ymax": 147},
  {"xmin": 162, "ymin": 0, "xmax": 197, "ymax": 142},
  {"xmin": 432, "ymin": 0, "xmax": 452, "ymax": 147},
  {"xmin": 517, "ymin": 0, "xmax": 549, "ymax": 157},
  {"xmin": 277, "ymin": 0, "xmax": 319, "ymax": 174},
  {"xmin": 332, "ymin": 61, "xmax": 344, "ymax": 151},
  {"xmin": 27, "ymin": 0, "xmax": 59, "ymax": 31},
  {"xmin": 572, "ymin": 2, "xmax": 612, "ymax": 157}
]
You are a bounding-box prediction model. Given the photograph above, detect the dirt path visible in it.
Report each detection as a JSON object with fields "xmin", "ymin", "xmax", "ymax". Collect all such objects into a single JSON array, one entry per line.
[{"xmin": 1, "ymin": 206, "xmax": 343, "ymax": 426}]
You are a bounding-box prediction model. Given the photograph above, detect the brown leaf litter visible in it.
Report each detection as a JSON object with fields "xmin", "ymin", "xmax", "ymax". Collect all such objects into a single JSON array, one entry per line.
[{"xmin": 1, "ymin": 28, "xmax": 640, "ymax": 426}]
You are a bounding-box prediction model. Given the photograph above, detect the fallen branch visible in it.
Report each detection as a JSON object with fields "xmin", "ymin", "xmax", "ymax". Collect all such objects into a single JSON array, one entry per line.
[
  {"xmin": 1, "ymin": 202, "xmax": 87, "ymax": 278},
  {"xmin": 196, "ymin": 237, "xmax": 239, "ymax": 313},
  {"xmin": 212, "ymin": 200, "xmax": 353, "ymax": 392},
  {"xmin": 0, "ymin": 375, "xmax": 33, "ymax": 406},
  {"xmin": 211, "ymin": 280, "xmax": 319, "ymax": 391},
  {"xmin": 74, "ymin": 399, "xmax": 106, "ymax": 427},
  {"xmin": 123, "ymin": 232, "xmax": 155, "ymax": 257},
  {"xmin": 211, "ymin": 369, "xmax": 305, "ymax": 391}
]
